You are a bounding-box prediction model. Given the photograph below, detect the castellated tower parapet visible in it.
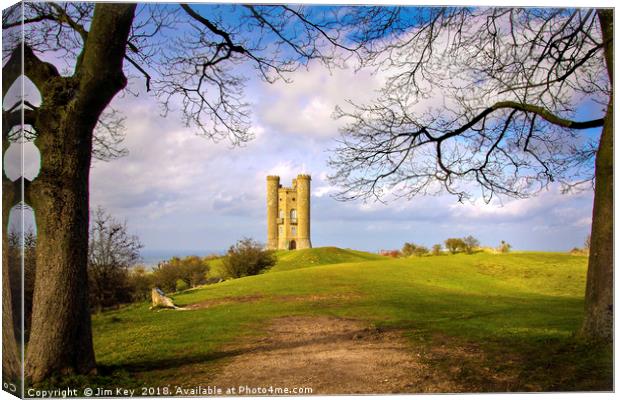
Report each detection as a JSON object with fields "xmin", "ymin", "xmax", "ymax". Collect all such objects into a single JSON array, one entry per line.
[{"xmin": 266, "ymin": 174, "xmax": 312, "ymax": 250}]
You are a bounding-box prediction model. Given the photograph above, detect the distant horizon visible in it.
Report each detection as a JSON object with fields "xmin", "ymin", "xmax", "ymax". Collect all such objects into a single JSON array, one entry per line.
[
  {"xmin": 9, "ymin": 206, "xmax": 591, "ymax": 267},
  {"xmin": 139, "ymin": 241, "xmax": 588, "ymax": 267}
]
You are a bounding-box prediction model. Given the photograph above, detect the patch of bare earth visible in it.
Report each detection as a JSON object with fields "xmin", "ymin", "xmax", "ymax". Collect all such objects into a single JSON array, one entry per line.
[
  {"xmin": 185, "ymin": 295, "xmax": 264, "ymax": 310},
  {"xmin": 208, "ymin": 316, "xmax": 464, "ymax": 394},
  {"xmin": 185, "ymin": 293, "xmax": 361, "ymax": 310}
]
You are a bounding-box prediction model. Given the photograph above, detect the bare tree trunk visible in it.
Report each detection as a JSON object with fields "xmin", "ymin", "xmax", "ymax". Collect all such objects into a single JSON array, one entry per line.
[
  {"xmin": 580, "ymin": 9, "xmax": 613, "ymax": 342},
  {"xmin": 25, "ymin": 107, "xmax": 98, "ymax": 381},
  {"xmin": 21, "ymin": 4, "xmax": 136, "ymax": 383}
]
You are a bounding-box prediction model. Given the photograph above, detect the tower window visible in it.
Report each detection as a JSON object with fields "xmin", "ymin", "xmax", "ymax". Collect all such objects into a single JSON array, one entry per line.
[
  {"xmin": 290, "ymin": 209, "xmax": 297, "ymax": 219},
  {"xmin": 291, "ymin": 226, "xmax": 297, "ymax": 235},
  {"xmin": 279, "ymin": 210, "xmax": 284, "ymax": 218},
  {"xmin": 279, "ymin": 226, "xmax": 283, "ymax": 234}
]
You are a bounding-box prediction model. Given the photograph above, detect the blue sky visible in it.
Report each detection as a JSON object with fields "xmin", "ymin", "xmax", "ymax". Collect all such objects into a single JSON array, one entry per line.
[
  {"xmin": 3, "ymin": 3, "xmax": 599, "ymax": 260},
  {"xmin": 87, "ymin": 57, "xmax": 595, "ymax": 256}
]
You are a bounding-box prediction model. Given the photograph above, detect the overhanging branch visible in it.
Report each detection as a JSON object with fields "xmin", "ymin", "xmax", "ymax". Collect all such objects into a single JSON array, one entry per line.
[
  {"xmin": 180, "ymin": 4, "xmax": 246, "ymax": 55},
  {"xmin": 437, "ymin": 101, "xmax": 604, "ymax": 142}
]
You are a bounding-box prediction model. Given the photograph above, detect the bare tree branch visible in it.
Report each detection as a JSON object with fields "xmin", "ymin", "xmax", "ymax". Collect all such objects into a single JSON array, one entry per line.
[{"xmin": 330, "ymin": 7, "xmax": 609, "ymax": 203}]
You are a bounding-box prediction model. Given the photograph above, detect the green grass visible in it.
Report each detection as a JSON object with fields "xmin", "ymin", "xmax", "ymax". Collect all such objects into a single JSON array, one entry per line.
[
  {"xmin": 84, "ymin": 249, "xmax": 611, "ymax": 392},
  {"xmin": 270, "ymin": 246, "xmax": 385, "ymax": 272},
  {"xmin": 206, "ymin": 246, "xmax": 385, "ymax": 277}
]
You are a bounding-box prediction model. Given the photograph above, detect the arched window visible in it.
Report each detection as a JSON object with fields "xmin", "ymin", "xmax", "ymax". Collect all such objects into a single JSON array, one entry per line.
[
  {"xmin": 279, "ymin": 210, "xmax": 284, "ymax": 219},
  {"xmin": 290, "ymin": 209, "xmax": 297, "ymax": 219}
]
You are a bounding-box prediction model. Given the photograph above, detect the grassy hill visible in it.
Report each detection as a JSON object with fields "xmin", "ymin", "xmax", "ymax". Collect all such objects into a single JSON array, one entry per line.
[
  {"xmin": 88, "ymin": 249, "xmax": 611, "ymax": 392},
  {"xmin": 206, "ymin": 246, "xmax": 384, "ymax": 277},
  {"xmin": 270, "ymin": 246, "xmax": 385, "ymax": 272}
]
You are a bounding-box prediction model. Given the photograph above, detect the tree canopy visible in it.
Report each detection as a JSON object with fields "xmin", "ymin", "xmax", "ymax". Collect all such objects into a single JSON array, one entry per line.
[{"xmin": 329, "ymin": 8, "xmax": 610, "ymax": 203}]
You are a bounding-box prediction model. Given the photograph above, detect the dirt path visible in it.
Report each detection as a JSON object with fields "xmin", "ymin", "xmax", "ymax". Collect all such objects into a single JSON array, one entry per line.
[
  {"xmin": 209, "ymin": 316, "xmax": 457, "ymax": 394},
  {"xmin": 138, "ymin": 312, "xmax": 607, "ymax": 393}
]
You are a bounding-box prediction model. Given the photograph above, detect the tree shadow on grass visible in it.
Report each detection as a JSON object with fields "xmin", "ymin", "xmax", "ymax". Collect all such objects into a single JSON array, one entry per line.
[
  {"xmin": 91, "ymin": 290, "xmax": 611, "ymax": 392},
  {"xmin": 428, "ymin": 334, "xmax": 614, "ymax": 392}
]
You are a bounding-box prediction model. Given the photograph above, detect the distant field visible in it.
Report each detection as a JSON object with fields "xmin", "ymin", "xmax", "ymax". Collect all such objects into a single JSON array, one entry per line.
[{"xmin": 84, "ymin": 248, "xmax": 611, "ymax": 393}]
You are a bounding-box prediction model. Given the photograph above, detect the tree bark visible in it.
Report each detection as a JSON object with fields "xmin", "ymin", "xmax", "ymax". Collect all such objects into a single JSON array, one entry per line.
[
  {"xmin": 23, "ymin": 4, "xmax": 136, "ymax": 383},
  {"xmin": 580, "ymin": 9, "xmax": 613, "ymax": 342},
  {"xmin": 2, "ymin": 108, "xmax": 22, "ymax": 387}
]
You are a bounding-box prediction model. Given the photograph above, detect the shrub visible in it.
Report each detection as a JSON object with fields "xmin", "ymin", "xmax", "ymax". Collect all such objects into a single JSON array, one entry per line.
[
  {"xmin": 498, "ymin": 240, "xmax": 512, "ymax": 253},
  {"xmin": 88, "ymin": 265, "xmax": 134, "ymax": 311},
  {"xmin": 570, "ymin": 247, "xmax": 588, "ymax": 255},
  {"xmin": 152, "ymin": 256, "xmax": 209, "ymax": 292},
  {"xmin": 380, "ymin": 249, "xmax": 402, "ymax": 258},
  {"xmin": 402, "ymin": 242, "xmax": 417, "ymax": 257},
  {"xmin": 176, "ymin": 256, "xmax": 210, "ymax": 287},
  {"xmin": 462, "ymin": 235, "xmax": 480, "ymax": 254},
  {"xmin": 88, "ymin": 207, "xmax": 143, "ymax": 312},
  {"xmin": 444, "ymin": 238, "xmax": 465, "ymax": 254},
  {"xmin": 568, "ymin": 236, "xmax": 591, "ymax": 256},
  {"xmin": 431, "ymin": 244, "xmax": 442, "ymax": 256},
  {"xmin": 401, "ymin": 242, "xmax": 429, "ymax": 257},
  {"xmin": 222, "ymin": 238, "xmax": 276, "ymax": 278},
  {"xmin": 152, "ymin": 259, "xmax": 181, "ymax": 292},
  {"xmin": 413, "ymin": 245, "xmax": 429, "ymax": 257},
  {"xmin": 175, "ymin": 279, "xmax": 189, "ymax": 292},
  {"xmin": 127, "ymin": 266, "xmax": 153, "ymax": 301}
]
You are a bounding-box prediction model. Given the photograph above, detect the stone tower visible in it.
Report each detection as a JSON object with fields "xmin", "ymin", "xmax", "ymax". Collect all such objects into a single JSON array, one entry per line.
[{"xmin": 266, "ymin": 174, "xmax": 312, "ymax": 250}]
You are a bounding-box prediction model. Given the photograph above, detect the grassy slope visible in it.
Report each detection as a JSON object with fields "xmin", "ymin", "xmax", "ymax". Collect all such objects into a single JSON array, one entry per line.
[
  {"xmin": 89, "ymin": 250, "xmax": 611, "ymax": 391},
  {"xmin": 206, "ymin": 246, "xmax": 385, "ymax": 277},
  {"xmin": 270, "ymin": 246, "xmax": 385, "ymax": 272}
]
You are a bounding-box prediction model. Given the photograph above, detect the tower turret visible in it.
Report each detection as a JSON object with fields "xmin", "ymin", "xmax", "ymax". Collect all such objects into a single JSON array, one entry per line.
[
  {"xmin": 296, "ymin": 174, "xmax": 312, "ymax": 249},
  {"xmin": 266, "ymin": 175, "xmax": 280, "ymax": 250}
]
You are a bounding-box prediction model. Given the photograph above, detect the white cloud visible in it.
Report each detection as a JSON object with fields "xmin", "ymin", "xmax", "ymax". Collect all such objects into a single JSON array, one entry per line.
[
  {"xmin": 265, "ymin": 161, "xmax": 304, "ymax": 183},
  {"xmin": 256, "ymin": 60, "xmax": 384, "ymax": 138},
  {"xmin": 447, "ymin": 185, "xmax": 592, "ymax": 224},
  {"xmin": 313, "ymin": 185, "xmax": 335, "ymax": 198}
]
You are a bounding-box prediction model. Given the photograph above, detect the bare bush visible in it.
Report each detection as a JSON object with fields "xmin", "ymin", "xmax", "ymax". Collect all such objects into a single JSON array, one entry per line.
[
  {"xmin": 462, "ymin": 236, "xmax": 481, "ymax": 254},
  {"xmin": 88, "ymin": 207, "xmax": 143, "ymax": 312}
]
